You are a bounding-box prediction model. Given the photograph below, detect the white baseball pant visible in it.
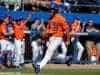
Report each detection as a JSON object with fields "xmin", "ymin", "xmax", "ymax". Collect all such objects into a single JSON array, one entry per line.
[
  {"xmin": 0, "ymin": 39, "xmax": 15, "ymax": 64},
  {"xmin": 31, "ymin": 40, "xmax": 42, "ymax": 64},
  {"xmin": 14, "ymin": 39, "xmax": 25, "ymax": 66},
  {"xmin": 46, "ymin": 40, "xmax": 67, "ymax": 59},
  {"xmin": 71, "ymin": 37, "xmax": 84, "ymax": 61},
  {"xmin": 76, "ymin": 41, "xmax": 84, "ymax": 61},
  {"xmin": 38, "ymin": 36, "xmax": 64, "ymax": 69},
  {"xmin": 0, "ymin": 39, "xmax": 9, "ymax": 52}
]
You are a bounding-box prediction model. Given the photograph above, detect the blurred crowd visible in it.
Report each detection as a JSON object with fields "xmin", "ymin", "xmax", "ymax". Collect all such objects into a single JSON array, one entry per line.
[{"xmin": 0, "ymin": 0, "xmax": 100, "ymax": 13}]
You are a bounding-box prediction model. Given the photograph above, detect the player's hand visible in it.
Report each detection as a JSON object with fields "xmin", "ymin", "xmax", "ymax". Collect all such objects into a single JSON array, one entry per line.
[
  {"xmin": 69, "ymin": 32, "xmax": 73, "ymax": 36},
  {"xmin": 71, "ymin": 37, "xmax": 75, "ymax": 42},
  {"xmin": 41, "ymin": 31, "xmax": 48, "ymax": 39},
  {"xmin": 82, "ymin": 21, "xmax": 87, "ymax": 27},
  {"xmin": 41, "ymin": 31, "xmax": 46, "ymax": 36},
  {"xmin": 66, "ymin": 41, "xmax": 70, "ymax": 46}
]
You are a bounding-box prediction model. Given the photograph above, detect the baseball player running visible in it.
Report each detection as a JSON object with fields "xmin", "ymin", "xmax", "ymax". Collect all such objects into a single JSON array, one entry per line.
[{"xmin": 34, "ymin": 8, "xmax": 69, "ymax": 74}]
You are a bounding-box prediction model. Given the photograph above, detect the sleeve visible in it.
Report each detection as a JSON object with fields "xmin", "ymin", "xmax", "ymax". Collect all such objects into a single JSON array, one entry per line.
[{"xmin": 1, "ymin": 24, "xmax": 7, "ymax": 35}]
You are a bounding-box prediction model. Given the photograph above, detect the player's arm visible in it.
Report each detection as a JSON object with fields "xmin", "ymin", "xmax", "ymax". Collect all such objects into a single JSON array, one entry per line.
[
  {"xmin": 1, "ymin": 23, "xmax": 12, "ymax": 36},
  {"xmin": 66, "ymin": 26, "xmax": 70, "ymax": 45},
  {"xmin": 11, "ymin": 21, "xmax": 17, "ymax": 34},
  {"xmin": 24, "ymin": 13, "xmax": 32, "ymax": 24},
  {"xmin": 23, "ymin": 23, "xmax": 29, "ymax": 30},
  {"xmin": 70, "ymin": 23, "xmax": 81, "ymax": 36},
  {"xmin": 62, "ymin": 19, "xmax": 70, "ymax": 45},
  {"xmin": 37, "ymin": 19, "xmax": 45, "ymax": 30},
  {"xmin": 75, "ymin": 25, "xmax": 81, "ymax": 33},
  {"xmin": 41, "ymin": 22, "xmax": 51, "ymax": 39},
  {"xmin": 81, "ymin": 22, "xmax": 86, "ymax": 32},
  {"xmin": 1, "ymin": 24, "xmax": 7, "ymax": 35}
]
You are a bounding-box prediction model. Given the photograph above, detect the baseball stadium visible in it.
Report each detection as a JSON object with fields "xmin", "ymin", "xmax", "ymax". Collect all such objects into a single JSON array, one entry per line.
[{"xmin": 0, "ymin": 0, "xmax": 100, "ymax": 75}]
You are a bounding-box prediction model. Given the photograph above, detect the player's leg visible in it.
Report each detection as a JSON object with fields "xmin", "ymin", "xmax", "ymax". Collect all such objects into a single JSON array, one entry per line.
[
  {"xmin": 0, "ymin": 40, "xmax": 3, "ymax": 67},
  {"xmin": 14, "ymin": 39, "xmax": 22, "ymax": 68},
  {"xmin": 76, "ymin": 40, "xmax": 84, "ymax": 62},
  {"xmin": 0, "ymin": 39, "xmax": 7, "ymax": 69},
  {"xmin": 85, "ymin": 41, "xmax": 94, "ymax": 63},
  {"xmin": 56, "ymin": 41, "xmax": 67, "ymax": 61},
  {"xmin": 0, "ymin": 52, "xmax": 5, "ymax": 69},
  {"xmin": 60, "ymin": 41, "xmax": 67, "ymax": 58},
  {"xmin": 6, "ymin": 41, "xmax": 13, "ymax": 67},
  {"xmin": 10, "ymin": 42, "xmax": 15, "ymax": 66},
  {"xmin": 39, "ymin": 37, "xmax": 62, "ymax": 69},
  {"xmin": 0, "ymin": 44, "xmax": 5, "ymax": 69},
  {"xmin": 96, "ymin": 42, "xmax": 100, "ymax": 63},
  {"xmin": 20, "ymin": 39, "xmax": 25, "ymax": 65},
  {"xmin": 32, "ymin": 40, "xmax": 40, "ymax": 64},
  {"xmin": 10, "ymin": 40, "xmax": 16, "ymax": 66}
]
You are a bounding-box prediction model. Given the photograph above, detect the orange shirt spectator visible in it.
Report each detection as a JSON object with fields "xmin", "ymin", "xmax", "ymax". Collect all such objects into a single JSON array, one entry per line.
[{"xmin": 46, "ymin": 13, "xmax": 68, "ymax": 37}]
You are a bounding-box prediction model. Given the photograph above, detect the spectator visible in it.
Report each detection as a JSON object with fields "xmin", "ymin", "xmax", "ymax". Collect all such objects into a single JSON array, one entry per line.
[
  {"xmin": 95, "ymin": 28, "xmax": 100, "ymax": 63},
  {"xmin": 85, "ymin": 20, "xmax": 97, "ymax": 64},
  {"xmin": 63, "ymin": 2, "xmax": 71, "ymax": 13},
  {"xmin": 0, "ymin": 0, "xmax": 21, "ymax": 11}
]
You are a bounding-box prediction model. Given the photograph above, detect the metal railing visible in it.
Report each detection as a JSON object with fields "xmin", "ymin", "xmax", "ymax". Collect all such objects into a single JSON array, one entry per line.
[{"xmin": 72, "ymin": 4, "xmax": 100, "ymax": 8}]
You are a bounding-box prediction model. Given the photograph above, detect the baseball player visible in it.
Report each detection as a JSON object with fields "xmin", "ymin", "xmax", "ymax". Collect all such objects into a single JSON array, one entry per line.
[
  {"xmin": 0, "ymin": 19, "xmax": 7, "ymax": 69},
  {"xmin": 6, "ymin": 19, "xmax": 15, "ymax": 67},
  {"xmin": 70, "ymin": 18, "xmax": 84, "ymax": 63},
  {"xmin": 13, "ymin": 14, "xmax": 31, "ymax": 69},
  {"xmin": 34, "ymin": 8, "xmax": 69, "ymax": 74},
  {"xmin": 31, "ymin": 18, "xmax": 44, "ymax": 66},
  {"xmin": 0, "ymin": 16, "xmax": 14, "ymax": 68}
]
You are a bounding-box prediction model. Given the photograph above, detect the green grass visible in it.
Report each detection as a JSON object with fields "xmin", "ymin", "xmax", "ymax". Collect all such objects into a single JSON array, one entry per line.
[{"xmin": 0, "ymin": 68, "xmax": 100, "ymax": 75}]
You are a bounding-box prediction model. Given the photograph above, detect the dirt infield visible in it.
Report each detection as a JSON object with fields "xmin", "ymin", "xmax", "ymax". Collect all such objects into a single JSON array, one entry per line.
[{"xmin": 24, "ymin": 64, "xmax": 100, "ymax": 70}]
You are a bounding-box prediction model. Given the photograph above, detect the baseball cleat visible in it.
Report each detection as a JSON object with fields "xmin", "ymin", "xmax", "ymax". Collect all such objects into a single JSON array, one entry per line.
[
  {"xmin": 34, "ymin": 64, "xmax": 40, "ymax": 75},
  {"xmin": 15, "ymin": 66, "xmax": 22, "ymax": 70}
]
